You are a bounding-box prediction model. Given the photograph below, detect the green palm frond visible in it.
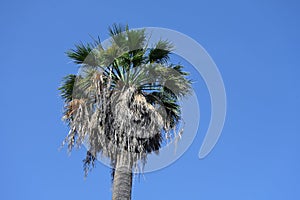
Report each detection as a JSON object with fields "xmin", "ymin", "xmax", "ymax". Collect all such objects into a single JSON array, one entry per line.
[
  {"xmin": 108, "ymin": 23, "xmax": 128, "ymax": 36},
  {"xmin": 59, "ymin": 74, "xmax": 76, "ymax": 103},
  {"xmin": 135, "ymin": 63, "xmax": 192, "ymax": 98},
  {"xmin": 126, "ymin": 29, "xmax": 146, "ymax": 51},
  {"xmin": 149, "ymin": 40, "xmax": 173, "ymax": 64},
  {"xmin": 108, "ymin": 23, "xmax": 128, "ymax": 48},
  {"xmin": 58, "ymin": 74, "xmax": 77, "ymax": 126},
  {"xmin": 131, "ymin": 49, "xmax": 146, "ymax": 67},
  {"xmin": 145, "ymin": 91, "xmax": 181, "ymax": 130},
  {"xmin": 66, "ymin": 42, "xmax": 93, "ymax": 64},
  {"xmin": 66, "ymin": 39, "xmax": 102, "ymax": 66},
  {"xmin": 101, "ymin": 44, "xmax": 122, "ymax": 66}
]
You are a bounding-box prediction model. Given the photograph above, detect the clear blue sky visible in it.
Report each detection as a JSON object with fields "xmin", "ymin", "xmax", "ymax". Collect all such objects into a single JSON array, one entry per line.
[{"xmin": 1, "ymin": 0, "xmax": 299, "ymax": 199}]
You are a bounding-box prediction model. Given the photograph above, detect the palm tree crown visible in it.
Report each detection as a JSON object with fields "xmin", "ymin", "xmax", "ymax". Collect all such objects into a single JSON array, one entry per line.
[{"xmin": 59, "ymin": 24, "xmax": 192, "ymax": 178}]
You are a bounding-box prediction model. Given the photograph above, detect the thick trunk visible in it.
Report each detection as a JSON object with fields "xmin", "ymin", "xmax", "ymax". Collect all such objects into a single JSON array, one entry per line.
[{"xmin": 112, "ymin": 151, "xmax": 133, "ymax": 200}]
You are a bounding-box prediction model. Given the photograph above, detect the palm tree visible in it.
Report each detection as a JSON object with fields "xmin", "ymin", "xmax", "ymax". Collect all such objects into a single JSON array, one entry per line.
[{"xmin": 59, "ymin": 24, "xmax": 192, "ymax": 200}]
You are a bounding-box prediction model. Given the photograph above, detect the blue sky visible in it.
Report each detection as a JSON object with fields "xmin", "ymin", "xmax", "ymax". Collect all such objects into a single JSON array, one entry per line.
[{"xmin": 1, "ymin": 0, "xmax": 299, "ymax": 199}]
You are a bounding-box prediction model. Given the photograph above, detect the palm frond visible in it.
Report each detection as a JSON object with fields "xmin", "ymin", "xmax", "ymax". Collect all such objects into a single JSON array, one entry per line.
[
  {"xmin": 66, "ymin": 42, "xmax": 93, "ymax": 64},
  {"xmin": 126, "ymin": 29, "xmax": 146, "ymax": 51},
  {"xmin": 148, "ymin": 40, "xmax": 173, "ymax": 64},
  {"xmin": 108, "ymin": 23, "xmax": 128, "ymax": 36},
  {"xmin": 108, "ymin": 23, "xmax": 128, "ymax": 48},
  {"xmin": 66, "ymin": 36, "xmax": 103, "ymax": 66},
  {"xmin": 145, "ymin": 91, "xmax": 181, "ymax": 130},
  {"xmin": 59, "ymin": 74, "xmax": 76, "ymax": 103},
  {"xmin": 135, "ymin": 63, "xmax": 191, "ymax": 98}
]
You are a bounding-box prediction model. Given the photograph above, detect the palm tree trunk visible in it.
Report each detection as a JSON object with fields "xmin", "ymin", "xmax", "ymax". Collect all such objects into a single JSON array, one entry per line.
[{"xmin": 112, "ymin": 151, "xmax": 133, "ymax": 200}]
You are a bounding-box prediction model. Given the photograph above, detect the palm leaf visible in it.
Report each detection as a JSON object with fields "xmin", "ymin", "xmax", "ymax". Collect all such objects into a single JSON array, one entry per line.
[
  {"xmin": 59, "ymin": 74, "xmax": 76, "ymax": 103},
  {"xmin": 148, "ymin": 40, "xmax": 173, "ymax": 64}
]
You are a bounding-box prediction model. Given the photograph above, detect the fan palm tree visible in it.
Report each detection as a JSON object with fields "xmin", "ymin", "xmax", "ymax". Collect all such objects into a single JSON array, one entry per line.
[{"xmin": 59, "ymin": 24, "xmax": 192, "ymax": 200}]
